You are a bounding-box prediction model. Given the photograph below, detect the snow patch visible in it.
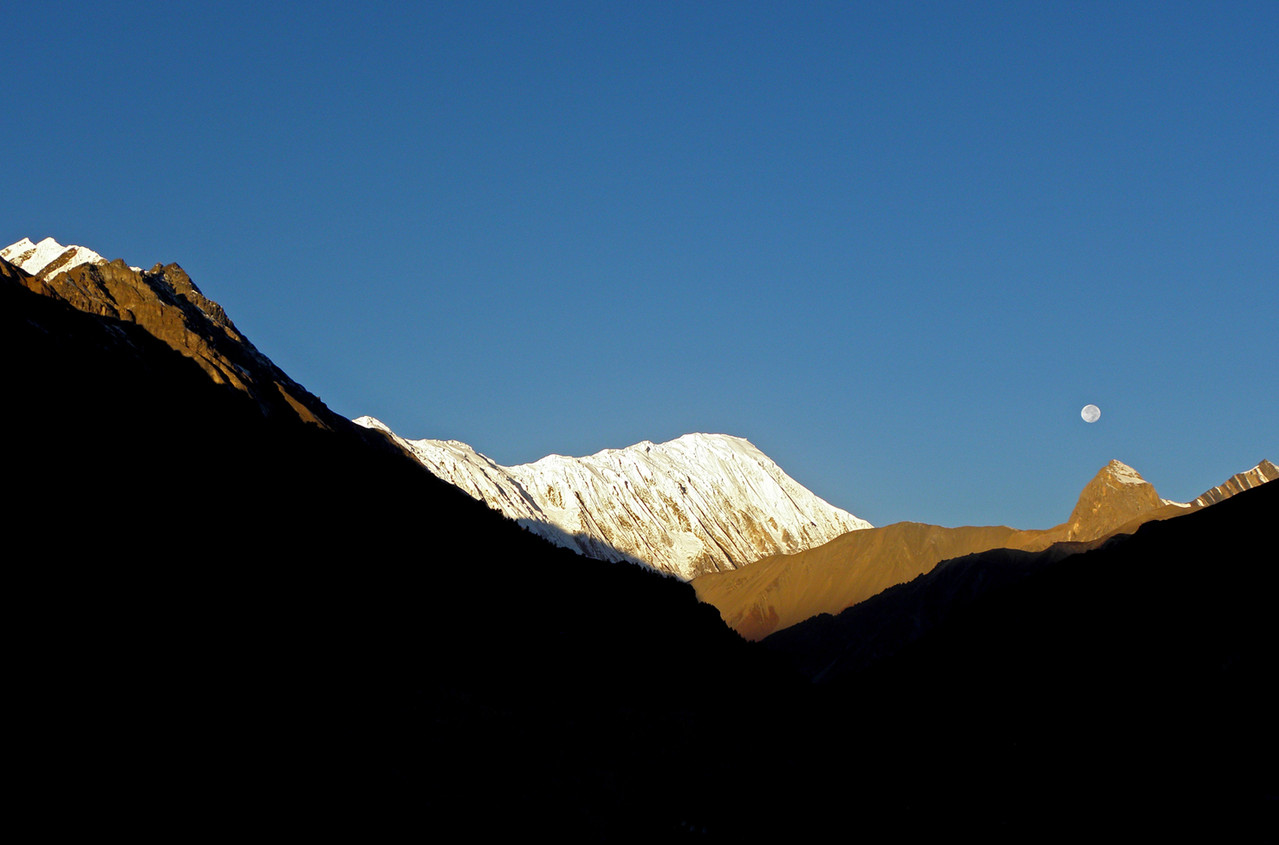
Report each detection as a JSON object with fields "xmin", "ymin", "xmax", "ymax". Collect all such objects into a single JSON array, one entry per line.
[
  {"xmin": 1106, "ymin": 460, "xmax": 1147, "ymax": 486},
  {"xmin": 353, "ymin": 415, "xmax": 393, "ymax": 434},
  {"xmin": 3, "ymin": 236, "xmax": 106, "ymax": 278}
]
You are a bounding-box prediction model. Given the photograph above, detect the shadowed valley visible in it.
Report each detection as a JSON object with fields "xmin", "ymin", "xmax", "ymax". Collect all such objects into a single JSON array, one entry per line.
[{"xmin": 6, "ymin": 242, "xmax": 1274, "ymax": 839}]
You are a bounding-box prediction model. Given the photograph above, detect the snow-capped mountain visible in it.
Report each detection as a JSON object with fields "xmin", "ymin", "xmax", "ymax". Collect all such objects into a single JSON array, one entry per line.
[
  {"xmin": 2, "ymin": 236, "xmax": 107, "ymax": 278},
  {"xmin": 355, "ymin": 416, "xmax": 871, "ymax": 580}
]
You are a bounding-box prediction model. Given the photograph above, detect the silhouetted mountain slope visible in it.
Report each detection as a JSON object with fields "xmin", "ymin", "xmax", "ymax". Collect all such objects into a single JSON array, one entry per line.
[
  {"xmin": 3, "ymin": 253, "xmax": 801, "ymax": 838},
  {"xmin": 761, "ymin": 540, "xmax": 1092, "ymax": 681},
  {"xmin": 766, "ymin": 481, "xmax": 1277, "ymax": 838},
  {"xmin": 8, "ymin": 243, "xmax": 1272, "ymax": 840},
  {"xmin": 3, "ymin": 244, "xmax": 338, "ymax": 426}
]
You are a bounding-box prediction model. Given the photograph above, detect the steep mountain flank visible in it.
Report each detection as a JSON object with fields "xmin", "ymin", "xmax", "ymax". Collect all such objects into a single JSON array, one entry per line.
[
  {"xmin": 357, "ymin": 416, "xmax": 870, "ymax": 579},
  {"xmin": 694, "ymin": 459, "xmax": 1260, "ymax": 639},
  {"xmin": 4, "ymin": 237, "xmax": 335, "ymax": 427},
  {"xmin": 3, "ymin": 238, "xmax": 800, "ymax": 839}
]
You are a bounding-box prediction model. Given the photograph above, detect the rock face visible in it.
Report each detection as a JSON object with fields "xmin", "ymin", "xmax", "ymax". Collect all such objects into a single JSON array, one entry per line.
[
  {"xmin": 3, "ymin": 237, "xmax": 335, "ymax": 427},
  {"xmin": 1194, "ymin": 459, "xmax": 1278, "ymax": 507},
  {"xmin": 356, "ymin": 416, "xmax": 871, "ymax": 580},
  {"xmin": 694, "ymin": 458, "xmax": 1267, "ymax": 640}
]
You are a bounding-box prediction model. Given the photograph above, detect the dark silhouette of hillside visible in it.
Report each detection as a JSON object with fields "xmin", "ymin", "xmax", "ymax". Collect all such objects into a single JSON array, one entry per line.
[
  {"xmin": 762, "ymin": 540, "xmax": 1092, "ymax": 680},
  {"xmin": 772, "ymin": 481, "xmax": 1277, "ymax": 839},
  {"xmin": 7, "ymin": 253, "xmax": 1273, "ymax": 840},
  {"xmin": 3, "ymin": 258, "xmax": 799, "ymax": 838}
]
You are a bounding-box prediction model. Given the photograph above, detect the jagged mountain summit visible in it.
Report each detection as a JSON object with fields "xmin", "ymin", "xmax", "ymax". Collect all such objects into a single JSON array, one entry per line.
[
  {"xmin": 355, "ymin": 416, "xmax": 872, "ymax": 580},
  {"xmin": 2, "ymin": 236, "xmax": 107, "ymax": 278},
  {"xmin": 3, "ymin": 236, "xmax": 336, "ymax": 427},
  {"xmin": 1193, "ymin": 459, "xmax": 1277, "ymax": 507}
]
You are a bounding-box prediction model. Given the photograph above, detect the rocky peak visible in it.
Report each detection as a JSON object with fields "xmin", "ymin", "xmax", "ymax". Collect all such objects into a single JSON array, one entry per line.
[
  {"xmin": 1064, "ymin": 459, "xmax": 1166, "ymax": 541},
  {"xmin": 4, "ymin": 237, "xmax": 335, "ymax": 428}
]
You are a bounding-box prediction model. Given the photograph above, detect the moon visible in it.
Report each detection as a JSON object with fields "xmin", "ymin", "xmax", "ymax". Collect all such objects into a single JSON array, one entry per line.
[{"xmin": 1081, "ymin": 404, "xmax": 1101, "ymax": 423}]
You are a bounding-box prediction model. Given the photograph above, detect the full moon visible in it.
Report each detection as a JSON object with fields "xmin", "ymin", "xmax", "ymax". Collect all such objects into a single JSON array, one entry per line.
[{"xmin": 1081, "ymin": 404, "xmax": 1101, "ymax": 423}]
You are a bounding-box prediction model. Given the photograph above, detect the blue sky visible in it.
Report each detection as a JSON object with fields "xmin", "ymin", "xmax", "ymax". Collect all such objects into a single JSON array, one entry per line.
[{"xmin": 8, "ymin": 1, "xmax": 1276, "ymax": 528}]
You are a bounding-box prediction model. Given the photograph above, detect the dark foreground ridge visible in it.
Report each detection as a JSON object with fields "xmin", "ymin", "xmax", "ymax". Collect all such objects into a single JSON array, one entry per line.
[
  {"xmin": 4, "ymin": 254, "xmax": 792, "ymax": 839},
  {"xmin": 6, "ymin": 253, "xmax": 1274, "ymax": 840},
  {"xmin": 766, "ymin": 482, "xmax": 1276, "ymax": 836}
]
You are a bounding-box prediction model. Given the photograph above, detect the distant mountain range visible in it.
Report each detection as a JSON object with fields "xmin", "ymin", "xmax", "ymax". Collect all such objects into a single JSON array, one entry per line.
[
  {"xmin": 762, "ymin": 469, "xmax": 1276, "ymax": 684},
  {"xmin": 355, "ymin": 416, "xmax": 870, "ymax": 579},
  {"xmin": 8, "ymin": 236, "xmax": 872, "ymax": 582},
  {"xmin": 6, "ymin": 235, "xmax": 1274, "ymax": 838},
  {"xmin": 694, "ymin": 457, "xmax": 1270, "ymax": 639}
]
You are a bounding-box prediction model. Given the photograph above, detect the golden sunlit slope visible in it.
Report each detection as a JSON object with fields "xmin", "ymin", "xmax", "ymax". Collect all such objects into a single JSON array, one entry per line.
[{"xmin": 694, "ymin": 459, "xmax": 1218, "ymax": 640}]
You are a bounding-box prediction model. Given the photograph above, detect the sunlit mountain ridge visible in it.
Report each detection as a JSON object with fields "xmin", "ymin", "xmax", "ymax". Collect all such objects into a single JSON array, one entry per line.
[
  {"xmin": 355, "ymin": 415, "xmax": 871, "ymax": 579},
  {"xmin": 694, "ymin": 457, "xmax": 1271, "ymax": 639}
]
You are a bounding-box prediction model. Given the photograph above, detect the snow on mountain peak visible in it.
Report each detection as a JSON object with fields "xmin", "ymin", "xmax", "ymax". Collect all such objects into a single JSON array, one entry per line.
[
  {"xmin": 2, "ymin": 236, "xmax": 106, "ymax": 279},
  {"xmin": 352, "ymin": 415, "xmax": 393, "ymax": 434},
  {"xmin": 356, "ymin": 419, "xmax": 871, "ymax": 580},
  {"xmin": 3, "ymin": 236, "xmax": 35, "ymax": 254},
  {"xmin": 1103, "ymin": 459, "xmax": 1148, "ymax": 486}
]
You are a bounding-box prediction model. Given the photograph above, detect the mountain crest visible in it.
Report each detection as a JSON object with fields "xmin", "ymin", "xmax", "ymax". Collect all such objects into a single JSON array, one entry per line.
[
  {"xmin": 356, "ymin": 417, "xmax": 871, "ymax": 579},
  {"xmin": 2, "ymin": 236, "xmax": 107, "ymax": 279},
  {"xmin": 4, "ymin": 237, "xmax": 336, "ymax": 428},
  {"xmin": 1194, "ymin": 459, "xmax": 1278, "ymax": 507},
  {"xmin": 694, "ymin": 456, "xmax": 1274, "ymax": 641}
]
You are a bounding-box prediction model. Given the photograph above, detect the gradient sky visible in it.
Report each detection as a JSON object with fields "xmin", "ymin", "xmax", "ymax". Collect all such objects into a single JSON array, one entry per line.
[{"xmin": 8, "ymin": 1, "xmax": 1276, "ymax": 528}]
